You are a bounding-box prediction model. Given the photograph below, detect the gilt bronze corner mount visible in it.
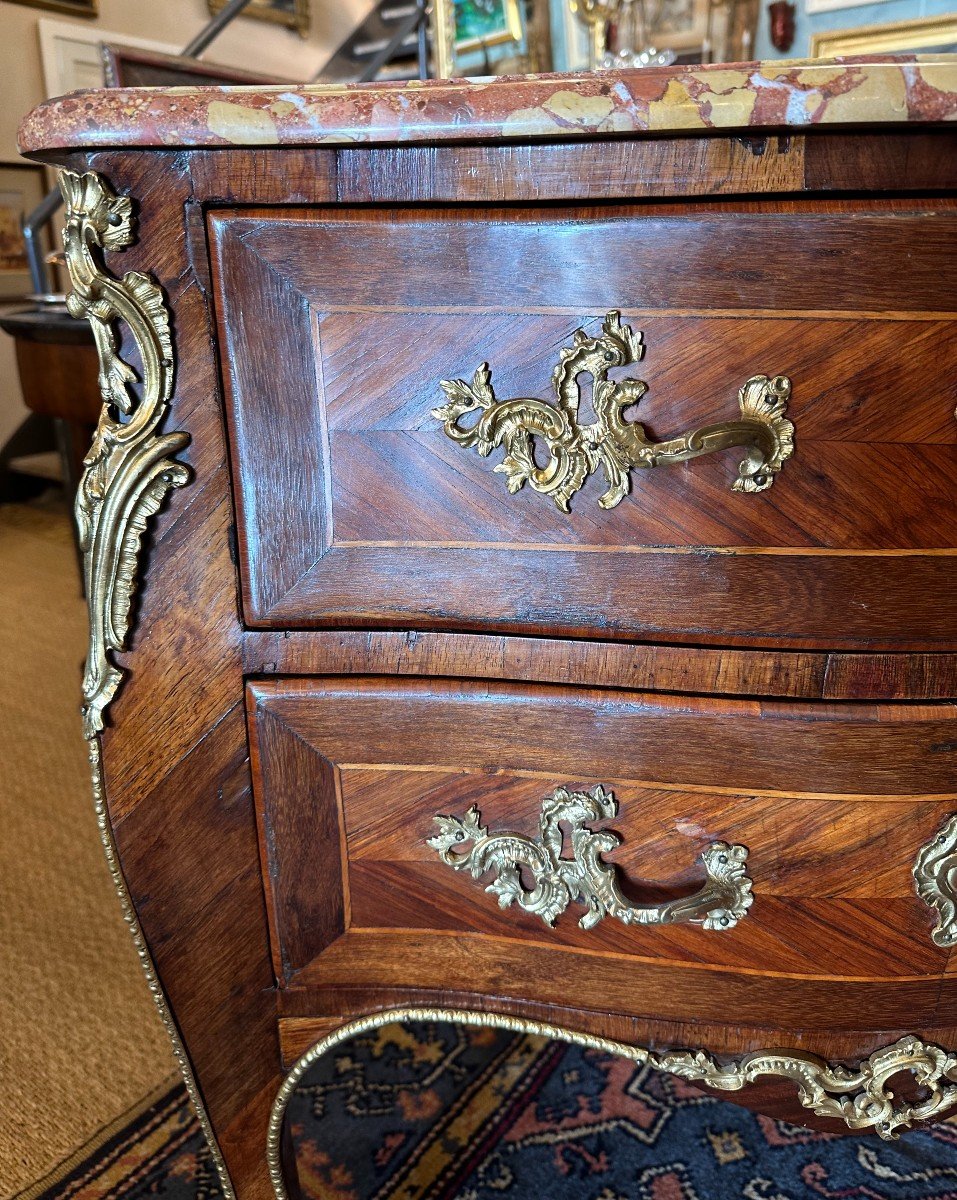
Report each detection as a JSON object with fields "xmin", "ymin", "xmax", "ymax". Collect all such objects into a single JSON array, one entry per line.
[{"xmin": 59, "ymin": 168, "xmax": 191, "ymax": 738}]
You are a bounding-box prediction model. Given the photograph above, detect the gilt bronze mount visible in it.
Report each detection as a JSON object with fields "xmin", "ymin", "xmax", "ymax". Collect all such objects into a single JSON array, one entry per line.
[
  {"xmin": 914, "ymin": 813, "xmax": 957, "ymax": 947},
  {"xmin": 428, "ymin": 784, "xmax": 753, "ymax": 931},
  {"xmin": 433, "ymin": 311, "xmax": 794, "ymax": 513},
  {"xmin": 60, "ymin": 169, "xmax": 190, "ymax": 738}
]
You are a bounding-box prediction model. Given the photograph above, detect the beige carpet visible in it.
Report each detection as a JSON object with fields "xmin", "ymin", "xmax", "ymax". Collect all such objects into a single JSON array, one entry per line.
[{"xmin": 0, "ymin": 493, "xmax": 175, "ymax": 1198}]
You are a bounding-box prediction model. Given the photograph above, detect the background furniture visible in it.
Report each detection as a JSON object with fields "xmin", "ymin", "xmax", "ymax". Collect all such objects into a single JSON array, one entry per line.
[
  {"xmin": 0, "ymin": 305, "xmax": 99, "ymax": 501},
  {"xmin": 21, "ymin": 58, "xmax": 957, "ymax": 1200}
]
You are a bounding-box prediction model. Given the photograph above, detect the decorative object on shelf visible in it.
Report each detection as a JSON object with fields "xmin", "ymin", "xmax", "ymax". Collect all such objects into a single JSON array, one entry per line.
[
  {"xmin": 599, "ymin": 44, "xmax": 677, "ymax": 67},
  {"xmin": 0, "ymin": 163, "xmax": 48, "ymax": 300},
  {"xmin": 768, "ymin": 0, "xmax": 795, "ymax": 52},
  {"xmin": 428, "ymin": 784, "xmax": 754, "ymax": 930},
  {"xmin": 207, "ymin": 0, "xmax": 309, "ymax": 38},
  {"xmin": 913, "ymin": 814, "xmax": 957, "ymax": 948},
  {"xmin": 575, "ymin": 0, "xmax": 712, "ymax": 68},
  {"xmin": 434, "ymin": 310, "xmax": 794, "ymax": 513},
  {"xmin": 569, "ymin": 0, "xmax": 624, "ymax": 67},
  {"xmin": 431, "ymin": 0, "xmax": 525, "ymax": 77},
  {"xmin": 810, "ymin": 13, "xmax": 957, "ymax": 56},
  {"xmin": 58, "ymin": 169, "xmax": 190, "ymax": 738}
]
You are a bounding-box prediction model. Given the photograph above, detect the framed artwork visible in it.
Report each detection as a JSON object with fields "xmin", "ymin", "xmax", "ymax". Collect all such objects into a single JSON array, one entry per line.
[
  {"xmin": 38, "ymin": 18, "xmax": 180, "ymax": 95},
  {"xmin": 0, "ymin": 164, "xmax": 48, "ymax": 301},
  {"xmin": 455, "ymin": 0, "xmax": 523, "ymax": 51},
  {"xmin": 431, "ymin": 0, "xmax": 524, "ymax": 77},
  {"xmin": 102, "ymin": 45, "xmax": 287, "ymax": 88},
  {"xmin": 5, "ymin": 0, "xmax": 96, "ymax": 16},
  {"xmin": 810, "ymin": 13, "xmax": 957, "ymax": 56},
  {"xmin": 207, "ymin": 0, "xmax": 310, "ymax": 38}
]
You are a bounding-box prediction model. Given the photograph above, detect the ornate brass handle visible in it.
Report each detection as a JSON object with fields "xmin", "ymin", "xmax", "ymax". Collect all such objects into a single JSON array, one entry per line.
[
  {"xmin": 433, "ymin": 311, "xmax": 794, "ymax": 512},
  {"xmin": 427, "ymin": 785, "xmax": 753, "ymax": 931},
  {"xmin": 914, "ymin": 814, "xmax": 957, "ymax": 947}
]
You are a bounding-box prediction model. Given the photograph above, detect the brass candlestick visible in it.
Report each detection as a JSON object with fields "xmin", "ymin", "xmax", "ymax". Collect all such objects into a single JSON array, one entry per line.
[{"xmin": 569, "ymin": 0, "xmax": 625, "ymax": 67}]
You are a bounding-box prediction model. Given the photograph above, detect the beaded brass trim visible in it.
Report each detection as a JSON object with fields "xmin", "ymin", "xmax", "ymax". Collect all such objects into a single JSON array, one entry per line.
[
  {"xmin": 266, "ymin": 1010, "xmax": 957, "ymax": 1194},
  {"xmin": 87, "ymin": 741, "xmax": 235, "ymax": 1196},
  {"xmin": 61, "ymin": 169, "xmax": 234, "ymax": 1199},
  {"xmin": 265, "ymin": 1008, "xmax": 651, "ymax": 1195},
  {"xmin": 433, "ymin": 310, "xmax": 794, "ymax": 513}
]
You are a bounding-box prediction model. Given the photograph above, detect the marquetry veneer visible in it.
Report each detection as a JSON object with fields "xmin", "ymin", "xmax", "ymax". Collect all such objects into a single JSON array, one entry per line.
[{"xmin": 20, "ymin": 59, "xmax": 957, "ymax": 1200}]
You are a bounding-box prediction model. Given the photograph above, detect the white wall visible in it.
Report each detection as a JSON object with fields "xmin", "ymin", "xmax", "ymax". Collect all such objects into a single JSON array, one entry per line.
[{"xmin": 0, "ymin": 0, "xmax": 374, "ymax": 454}]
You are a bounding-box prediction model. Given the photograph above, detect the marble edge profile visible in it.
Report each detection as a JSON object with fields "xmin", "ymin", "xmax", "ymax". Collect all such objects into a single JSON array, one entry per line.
[{"xmin": 19, "ymin": 55, "xmax": 957, "ymax": 155}]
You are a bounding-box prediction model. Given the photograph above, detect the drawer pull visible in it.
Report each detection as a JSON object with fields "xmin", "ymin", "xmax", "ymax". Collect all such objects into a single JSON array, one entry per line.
[
  {"xmin": 914, "ymin": 814, "xmax": 957, "ymax": 947},
  {"xmin": 427, "ymin": 784, "xmax": 753, "ymax": 931},
  {"xmin": 433, "ymin": 310, "xmax": 794, "ymax": 513}
]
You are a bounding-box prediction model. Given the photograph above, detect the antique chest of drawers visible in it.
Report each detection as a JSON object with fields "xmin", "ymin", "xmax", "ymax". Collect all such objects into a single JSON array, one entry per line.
[{"xmin": 20, "ymin": 58, "xmax": 957, "ymax": 1199}]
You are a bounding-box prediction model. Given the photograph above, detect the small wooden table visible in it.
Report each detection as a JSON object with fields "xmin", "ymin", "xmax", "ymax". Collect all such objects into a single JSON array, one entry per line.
[{"xmin": 0, "ymin": 305, "xmax": 99, "ymax": 496}]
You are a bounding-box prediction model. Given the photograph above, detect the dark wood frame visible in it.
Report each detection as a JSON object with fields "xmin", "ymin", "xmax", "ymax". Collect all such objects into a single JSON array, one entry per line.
[
  {"xmin": 206, "ymin": 0, "xmax": 310, "ymax": 38},
  {"xmin": 101, "ymin": 45, "xmax": 288, "ymax": 88},
  {"xmin": 6, "ymin": 0, "xmax": 96, "ymax": 15}
]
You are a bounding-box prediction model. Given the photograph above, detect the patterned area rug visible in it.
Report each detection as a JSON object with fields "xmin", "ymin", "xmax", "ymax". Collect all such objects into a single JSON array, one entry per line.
[{"xmin": 31, "ymin": 1021, "xmax": 957, "ymax": 1200}]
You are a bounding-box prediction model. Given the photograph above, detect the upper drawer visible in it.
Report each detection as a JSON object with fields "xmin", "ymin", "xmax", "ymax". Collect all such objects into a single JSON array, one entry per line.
[{"xmin": 210, "ymin": 202, "xmax": 957, "ymax": 649}]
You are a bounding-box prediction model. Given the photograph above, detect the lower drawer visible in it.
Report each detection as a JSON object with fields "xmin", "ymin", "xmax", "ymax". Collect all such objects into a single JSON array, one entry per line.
[{"xmin": 247, "ymin": 676, "xmax": 957, "ymax": 1028}]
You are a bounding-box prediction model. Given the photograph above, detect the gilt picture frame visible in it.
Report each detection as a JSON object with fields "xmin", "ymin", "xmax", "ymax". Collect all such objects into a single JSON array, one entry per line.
[
  {"xmin": 810, "ymin": 13, "xmax": 957, "ymax": 56},
  {"xmin": 431, "ymin": 0, "xmax": 524, "ymax": 78},
  {"xmin": 207, "ymin": 0, "xmax": 310, "ymax": 38}
]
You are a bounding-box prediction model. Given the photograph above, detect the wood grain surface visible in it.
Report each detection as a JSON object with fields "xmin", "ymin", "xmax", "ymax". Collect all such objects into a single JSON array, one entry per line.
[
  {"xmin": 211, "ymin": 203, "xmax": 957, "ymax": 647},
  {"xmin": 248, "ymin": 676, "xmax": 957, "ymax": 988},
  {"xmin": 243, "ymin": 630, "xmax": 957, "ymax": 701},
  {"xmin": 41, "ymin": 123, "xmax": 957, "ymax": 1193}
]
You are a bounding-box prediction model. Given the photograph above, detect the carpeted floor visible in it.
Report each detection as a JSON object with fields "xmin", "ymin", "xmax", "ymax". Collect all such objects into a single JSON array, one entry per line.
[
  {"xmin": 0, "ymin": 494, "xmax": 175, "ymax": 1199},
  {"xmin": 27, "ymin": 1020, "xmax": 957, "ymax": 1200}
]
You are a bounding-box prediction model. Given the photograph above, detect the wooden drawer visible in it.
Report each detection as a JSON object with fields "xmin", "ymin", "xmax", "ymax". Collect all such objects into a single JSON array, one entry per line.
[
  {"xmin": 247, "ymin": 676, "xmax": 957, "ymax": 1030},
  {"xmin": 212, "ymin": 200, "xmax": 957, "ymax": 650}
]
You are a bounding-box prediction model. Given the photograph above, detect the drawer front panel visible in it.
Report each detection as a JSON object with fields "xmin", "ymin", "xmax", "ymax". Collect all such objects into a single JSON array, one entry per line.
[
  {"xmin": 247, "ymin": 677, "xmax": 957, "ymax": 1010},
  {"xmin": 212, "ymin": 204, "xmax": 957, "ymax": 649}
]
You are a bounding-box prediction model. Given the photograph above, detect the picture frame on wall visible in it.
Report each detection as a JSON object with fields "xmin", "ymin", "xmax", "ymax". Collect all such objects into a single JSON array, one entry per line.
[
  {"xmin": 207, "ymin": 0, "xmax": 310, "ymax": 38},
  {"xmin": 5, "ymin": 0, "xmax": 96, "ymax": 16},
  {"xmin": 810, "ymin": 13, "xmax": 957, "ymax": 55},
  {"xmin": 0, "ymin": 164, "xmax": 48, "ymax": 301},
  {"xmin": 431, "ymin": 0, "xmax": 525, "ymax": 78},
  {"xmin": 38, "ymin": 17, "xmax": 181, "ymax": 95},
  {"xmin": 455, "ymin": 0, "xmax": 524, "ymax": 53}
]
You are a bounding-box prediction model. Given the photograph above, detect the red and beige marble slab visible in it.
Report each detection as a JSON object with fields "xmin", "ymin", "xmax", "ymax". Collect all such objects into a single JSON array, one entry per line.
[{"xmin": 19, "ymin": 56, "xmax": 957, "ymax": 154}]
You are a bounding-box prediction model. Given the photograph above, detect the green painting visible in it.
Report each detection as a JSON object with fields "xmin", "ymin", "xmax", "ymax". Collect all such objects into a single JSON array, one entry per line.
[{"xmin": 454, "ymin": 0, "xmax": 522, "ymax": 50}]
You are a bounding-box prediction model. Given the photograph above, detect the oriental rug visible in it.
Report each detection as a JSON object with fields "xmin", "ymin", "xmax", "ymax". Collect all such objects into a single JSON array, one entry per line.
[{"xmin": 29, "ymin": 1021, "xmax": 957, "ymax": 1200}]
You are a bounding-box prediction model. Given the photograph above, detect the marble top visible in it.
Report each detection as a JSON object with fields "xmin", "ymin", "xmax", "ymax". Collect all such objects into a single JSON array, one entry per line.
[{"xmin": 19, "ymin": 56, "xmax": 957, "ymax": 155}]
